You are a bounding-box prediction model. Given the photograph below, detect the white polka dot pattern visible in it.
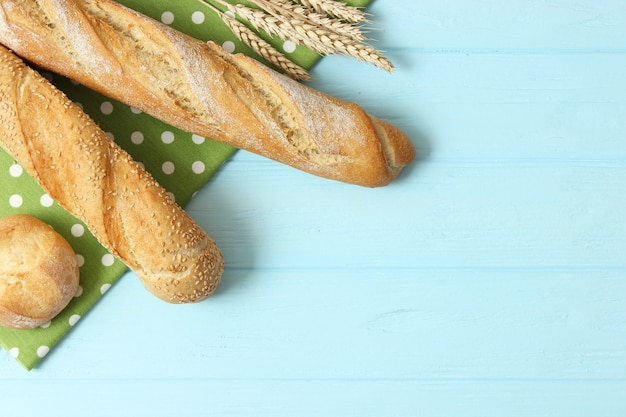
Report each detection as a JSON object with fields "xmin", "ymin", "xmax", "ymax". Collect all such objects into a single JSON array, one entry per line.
[
  {"xmin": 71, "ymin": 224, "xmax": 85, "ymax": 237},
  {"xmin": 36, "ymin": 346, "xmax": 50, "ymax": 358},
  {"xmin": 69, "ymin": 314, "xmax": 81, "ymax": 326},
  {"xmin": 283, "ymin": 40, "xmax": 297, "ymax": 54},
  {"xmin": 161, "ymin": 131, "xmax": 175, "ymax": 144},
  {"xmin": 100, "ymin": 101, "xmax": 114, "ymax": 115},
  {"xmin": 9, "ymin": 194, "xmax": 22, "ymax": 208},
  {"xmin": 9, "ymin": 163, "xmax": 22, "ymax": 177},
  {"xmin": 100, "ymin": 284, "xmax": 112, "ymax": 295},
  {"xmin": 40, "ymin": 194, "xmax": 54, "ymax": 207},
  {"xmin": 161, "ymin": 11, "xmax": 175, "ymax": 25},
  {"xmin": 101, "ymin": 254, "xmax": 116, "ymax": 267},
  {"xmin": 191, "ymin": 11, "xmax": 205, "ymax": 24}
]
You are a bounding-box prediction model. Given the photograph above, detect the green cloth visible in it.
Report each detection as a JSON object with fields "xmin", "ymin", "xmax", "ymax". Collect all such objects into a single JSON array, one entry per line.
[{"xmin": 0, "ymin": 0, "xmax": 370, "ymax": 370}]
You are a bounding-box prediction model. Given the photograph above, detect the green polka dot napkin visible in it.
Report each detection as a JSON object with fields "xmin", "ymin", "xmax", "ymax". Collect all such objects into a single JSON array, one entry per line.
[{"xmin": 0, "ymin": 0, "xmax": 371, "ymax": 370}]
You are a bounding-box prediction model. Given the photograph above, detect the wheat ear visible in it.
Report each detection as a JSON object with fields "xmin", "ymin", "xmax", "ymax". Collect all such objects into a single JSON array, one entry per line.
[
  {"xmin": 264, "ymin": 0, "xmax": 368, "ymax": 41},
  {"xmin": 297, "ymin": 0, "xmax": 369, "ymax": 23},
  {"xmin": 196, "ymin": 0, "xmax": 394, "ymax": 75},
  {"xmin": 198, "ymin": 0, "xmax": 311, "ymax": 80},
  {"xmin": 223, "ymin": 1, "xmax": 394, "ymax": 71},
  {"xmin": 266, "ymin": 0, "xmax": 391, "ymax": 71}
]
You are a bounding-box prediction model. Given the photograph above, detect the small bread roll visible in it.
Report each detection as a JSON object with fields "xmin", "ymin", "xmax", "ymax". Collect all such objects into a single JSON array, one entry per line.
[{"xmin": 0, "ymin": 214, "xmax": 80, "ymax": 330}]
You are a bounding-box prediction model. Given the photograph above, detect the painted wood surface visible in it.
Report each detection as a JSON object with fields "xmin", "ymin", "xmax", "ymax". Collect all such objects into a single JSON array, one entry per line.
[{"xmin": 2, "ymin": 0, "xmax": 626, "ymax": 415}]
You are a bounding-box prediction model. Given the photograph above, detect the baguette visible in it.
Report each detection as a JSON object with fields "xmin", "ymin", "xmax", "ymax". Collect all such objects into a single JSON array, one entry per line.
[
  {"xmin": 0, "ymin": 45, "xmax": 223, "ymax": 303},
  {"xmin": 0, "ymin": 0, "xmax": 415, "ymax": 187}
]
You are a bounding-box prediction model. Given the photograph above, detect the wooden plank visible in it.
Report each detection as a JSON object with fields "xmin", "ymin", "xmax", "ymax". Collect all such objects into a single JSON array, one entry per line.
[
  {"xmin": 187, "ymin": 158, "xmax": 626, "ymax": 270},
  {"xmin": 3, "ymin": 269, "xmax": 624, "ymax": 381},
  {"xmin": 2, "ymin": 379, "xmax": 626, "ymax": 417},
  {"xmin": 367, "ymin": 0, "xmax": 626, "ymax": 50}
]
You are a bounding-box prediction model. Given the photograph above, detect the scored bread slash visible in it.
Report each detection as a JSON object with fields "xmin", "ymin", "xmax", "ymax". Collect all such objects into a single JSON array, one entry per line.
[
  {"xmin": 0, "ymin": 45, "xmax": 224, "ymax": 304},
  {"xmin": 0, "ymin": 0, "xmax": 415, "ymax": 187}
]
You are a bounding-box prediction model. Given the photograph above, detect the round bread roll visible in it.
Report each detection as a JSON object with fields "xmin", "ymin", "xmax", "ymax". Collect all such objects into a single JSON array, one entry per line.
[{"xmin": 0, "ymin": 214, "xmax": 80, "ymax": 330}]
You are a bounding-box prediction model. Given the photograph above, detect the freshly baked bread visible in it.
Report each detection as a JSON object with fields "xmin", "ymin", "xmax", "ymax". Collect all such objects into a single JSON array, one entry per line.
[
  {"xmin": 0, "ymin": 0, "xmax": 415, "ymax": 187},
  {"xmin": 0, "ymin": 45, "xmax": 223, "ymax": 304},
  {"xmin": 0, "ymin": 214, "xmax": 79, "ymax": 330}
]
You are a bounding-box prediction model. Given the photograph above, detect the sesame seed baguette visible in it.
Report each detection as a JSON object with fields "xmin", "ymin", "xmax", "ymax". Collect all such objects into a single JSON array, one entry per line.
[
  {"xmin": 0, "ymin": 0, "xmax": 415, "ymax": 187},
  {"xmin": 0, "ymin": 45, "xmax": 223, "ymax": 304}
]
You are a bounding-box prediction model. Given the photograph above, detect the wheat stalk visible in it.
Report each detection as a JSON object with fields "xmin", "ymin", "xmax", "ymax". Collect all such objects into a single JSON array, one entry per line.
[
  {"xmin": 199, "ymin": 1, "xmax": 311, "ymax": 80},
  {"xmin": 196, "ymin": 0, "xmax": 394, "ymax": 78},
  {"xmin": 258, "ymin": 0, "xmax": 391, "ymax": 71},
  {"xmin": 222, "ymin": 15, "xmax": 312, "ymax": 80},
  {"xmin": 296, "ymin": 0, "xmax": 368, "ymax": 23},
  {"xmin": 227, "ymin": 3, "xmax": 337, "ymax": 54},
  {"xmin": 263, "ymin": 0, "xmax": 368, "ymax": 41},
  {"xmin": 232, "ymin": 1, "xmax": 393, "ymax": 71}
]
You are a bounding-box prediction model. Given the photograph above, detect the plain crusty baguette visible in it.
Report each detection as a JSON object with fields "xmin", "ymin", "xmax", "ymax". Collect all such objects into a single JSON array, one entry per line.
[
  {"xmin": 0, "ymin": 45, "xmax": 223, "ymax": 304},
  {"xmin": 0, "ymin": 0, "xmax": 415, "ymax": 187},
  {"xmin": 0, "ymin": 214, "xmax": 80, "ymax": 329}
]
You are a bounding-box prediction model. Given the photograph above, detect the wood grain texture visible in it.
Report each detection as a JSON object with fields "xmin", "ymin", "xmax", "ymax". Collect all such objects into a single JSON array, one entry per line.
[{"xmin": 2, "ymin": 0, "xmax": 626, "ymax": 415}]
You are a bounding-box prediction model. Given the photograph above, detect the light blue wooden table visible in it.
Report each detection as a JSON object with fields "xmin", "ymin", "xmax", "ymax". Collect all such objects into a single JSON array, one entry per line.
[{"xmin": 3, "ymin": 0, "xmax": 626, "ymax": 415}]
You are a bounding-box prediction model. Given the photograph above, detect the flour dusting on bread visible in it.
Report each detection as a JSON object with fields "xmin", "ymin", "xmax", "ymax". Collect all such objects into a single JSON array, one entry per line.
[{"xmin": 0, "ymin": 0, "xmax": 415, "ymax": 187}]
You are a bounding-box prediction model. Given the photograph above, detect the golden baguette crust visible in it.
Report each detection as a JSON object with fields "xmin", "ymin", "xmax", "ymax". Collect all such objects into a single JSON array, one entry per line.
[
  {"xmin": 0, "ymin": 45, "xmax": 223, "ymax": 303},
  {"xmin": 0, "ymin": 0, "xmax": 415, "ymax": 187}
]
